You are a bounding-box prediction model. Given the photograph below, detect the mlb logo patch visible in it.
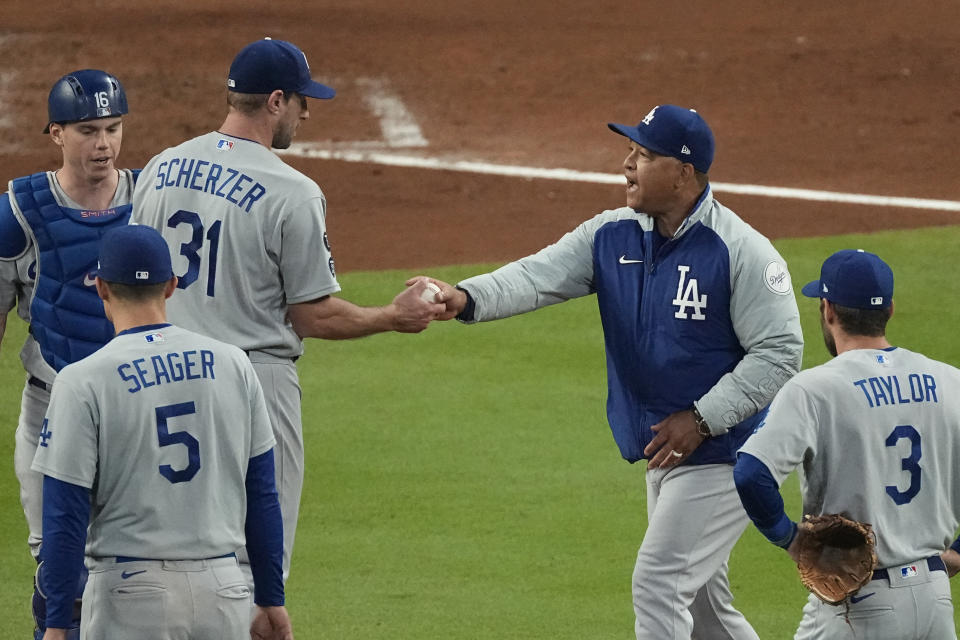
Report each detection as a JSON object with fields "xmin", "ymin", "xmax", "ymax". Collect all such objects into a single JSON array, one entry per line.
[
  {"xmin": 217, "ymin": 139, "xmax": 234, "ymax": 151},
  {"xmin": 871, "ymin": 296, "xmax": 884, "ymax": 305},
  {"xmin": 136, "ymin": 270, "xmax": 150, "ymax": 280},
  {"xmin": 145, "ymin": 332, "xmax": 165, "ymax": 344},
  {"xmin": 900, "ymin": 565, "xmax": 918, "ymax": 578},
  {"xmin": 875, "ymin": 354, "xmax": 889, "ymax": 366}
]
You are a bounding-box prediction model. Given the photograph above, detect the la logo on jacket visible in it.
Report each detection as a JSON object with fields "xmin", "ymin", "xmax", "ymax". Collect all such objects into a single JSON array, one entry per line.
[{"xmin": 673, "ymin": 265, "xmax": 707, "ymax": 320}]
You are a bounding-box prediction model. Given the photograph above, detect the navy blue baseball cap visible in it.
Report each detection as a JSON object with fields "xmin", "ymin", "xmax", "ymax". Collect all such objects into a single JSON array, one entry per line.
[
  {"xmin": 608, "ymin": 105, "xmax": 715, "ymax": 173},
  {"xmin": 44, "ymin": 69, "xmax": 128, "ymax": 134},
  {"xmin": 96, "ymin": 225, "xmax": 174, "ymax": 285},
  {"xmin": 801, "ymin": 249, "xmax": 894, "ymax": 309},
  {"xmin": 228, "ymin": 38, "xmax": 335, "ymax": 99}
]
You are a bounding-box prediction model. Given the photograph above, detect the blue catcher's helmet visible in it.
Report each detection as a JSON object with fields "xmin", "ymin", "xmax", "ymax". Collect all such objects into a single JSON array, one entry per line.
[{"xmin": 43, "ymin": 69, "xmax": 128, "ymax": 134}]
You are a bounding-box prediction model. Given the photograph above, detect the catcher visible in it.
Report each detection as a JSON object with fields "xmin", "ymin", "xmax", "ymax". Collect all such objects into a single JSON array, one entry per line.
[{"xmin": 733, "ymin": 249, "xmax": 960, "ymax": 639}]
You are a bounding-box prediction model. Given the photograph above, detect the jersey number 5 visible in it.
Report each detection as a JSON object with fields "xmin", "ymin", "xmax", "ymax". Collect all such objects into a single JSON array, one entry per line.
[
  {"xmin": 885, "ymin": 424, "xmax": 921, "ymax": 505},
  {"xmin": 167, "ymin": 210, "xmax": 222, "ymax": 297},
  {"xmin": 156, "ymin": 402, "xmax": 201, "ymax": 484}
]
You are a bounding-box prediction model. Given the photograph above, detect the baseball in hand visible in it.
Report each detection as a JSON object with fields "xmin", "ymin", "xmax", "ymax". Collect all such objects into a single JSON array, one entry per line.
[{"xmin": 420, "ymin": 281, "xmax": 442, "ymax": 303}]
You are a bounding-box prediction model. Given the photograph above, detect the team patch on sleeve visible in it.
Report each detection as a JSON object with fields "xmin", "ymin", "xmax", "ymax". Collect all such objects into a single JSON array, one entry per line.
[{"xmin": 763, "ymin": 260, "xmax": 792, "ymax": 295}]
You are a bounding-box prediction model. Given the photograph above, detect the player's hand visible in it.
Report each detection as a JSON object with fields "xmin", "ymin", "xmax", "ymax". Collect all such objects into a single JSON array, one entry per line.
[
  {"xmin": 942, "ymin": 548, "xmax": 960, "ymax": 578},
  {"xmin": 644, "ymin": 409, "xmax": 706, "ymax": 469},
  {"xmin": 405, "ymin": 276, "xmax": 464, "ymax": 321},
  {"xmin": 251, "ymin": 605, "xmax": 294, "ymax": 640},
  {"xmin": 389, "ymin": 279, "xmax": 446, "ymax": 332},
  {"xmin": 42, "ymin": 629, "xmax": 69, "ymax": 640}
]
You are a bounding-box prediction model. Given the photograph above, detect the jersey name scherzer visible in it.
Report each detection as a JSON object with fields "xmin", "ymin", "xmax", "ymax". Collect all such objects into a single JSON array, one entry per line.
[
  {"xmin": 741, "ymin": 347, "xmax": 960, "ymax": 567},
  {"xmin": 130, "ymin": 133, "xmax": 341, "ymax": 358},
  {"xmin": 32, "ymin": 325, "xmax": 274, "ymax": 560}
]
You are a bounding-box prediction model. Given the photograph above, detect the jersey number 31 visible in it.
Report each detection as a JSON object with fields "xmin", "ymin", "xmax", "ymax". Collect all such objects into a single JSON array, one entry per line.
[{"xmin": 168, "ymin": 210, "xmax": 221, "ymax": 297}]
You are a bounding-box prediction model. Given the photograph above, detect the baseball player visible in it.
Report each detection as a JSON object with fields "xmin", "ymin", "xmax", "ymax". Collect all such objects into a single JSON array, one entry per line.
[
  {"xmin": 421, "ymin": 105, "xmax": 803, "ymax": 639},
  {"xmin": 33, "ymin": 225, "xmax": 292, "ymax": 640},
  {"xmin": 0, "ymin": 69, "xmax": 135, "ymax": 637},
  {"xmin": 129, "ymin": 37, "xmax": 442, "ymax": 587},
  {"xmin": 734, "ymin": 249, "xmax": 960, "ymax": 639}
]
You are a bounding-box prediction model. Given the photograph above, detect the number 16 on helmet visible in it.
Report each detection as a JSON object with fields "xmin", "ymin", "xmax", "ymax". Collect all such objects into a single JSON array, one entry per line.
[{"xmin": 43, "ymin": 69, "xmax": 128, "ymax": 134}]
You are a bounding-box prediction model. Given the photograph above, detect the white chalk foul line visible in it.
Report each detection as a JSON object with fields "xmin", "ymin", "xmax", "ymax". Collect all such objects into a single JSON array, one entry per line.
[
  {"xmin": 0, "ymin": 70, "xmax": 15, "ymax": 129},
  {"xmin": 355, "ymin": 78, "xmax": 428, "ymax": 148},
  {"xmin": 279, "ymin": 145, "xmax": 960, "ymax": 213}
]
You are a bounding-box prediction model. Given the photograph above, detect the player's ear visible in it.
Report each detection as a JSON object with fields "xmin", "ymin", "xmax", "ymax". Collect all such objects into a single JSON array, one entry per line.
[
  {"xmin": 266, "ymin": 90, "xmax": 285, "ymax": 115},
  {"xmin": 676, "ymin": 162, "xmax": 695, "ymax": 188},
  {"xmin": 95, "ymin": 277, "xmax": 109, "ymax": 302},
  {"xmin": 164, "ymin": 276, "xmax": 178, "ymax": 299},
  {"xmin": 49, "ymin": 123, "xmax": 64, "ymax": 147},
  {"xmin": 821, "ymin": 299, "xmax": 837, "ymax": 325}
]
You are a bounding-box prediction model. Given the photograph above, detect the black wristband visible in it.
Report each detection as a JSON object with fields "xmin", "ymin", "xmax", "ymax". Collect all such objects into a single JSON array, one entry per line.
[{"xmin": 455, "ymin": 286, "xmax": 476, "ymax": 322}]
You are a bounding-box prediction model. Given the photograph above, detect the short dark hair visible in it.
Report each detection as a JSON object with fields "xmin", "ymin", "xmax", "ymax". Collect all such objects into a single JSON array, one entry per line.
[
  {"xmin": 832, "ymin": 303, "xmax": 891, "ymax": 337},
  {"xmin": 694, "ymin": 170, "xmax": 709, "ymax": 189},
  {"xmin": 226, "ymin": 90, "xmax": 268, "ymax": 114},
  {"xmin": 103, "ymin": 280, "xmax": 168, "ymax": 302}
]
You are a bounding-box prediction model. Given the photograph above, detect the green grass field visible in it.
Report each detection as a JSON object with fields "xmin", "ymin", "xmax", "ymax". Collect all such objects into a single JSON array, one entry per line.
[{"xmin": 2, "ymin": 226, "xmax": 959, "ymax": 638}]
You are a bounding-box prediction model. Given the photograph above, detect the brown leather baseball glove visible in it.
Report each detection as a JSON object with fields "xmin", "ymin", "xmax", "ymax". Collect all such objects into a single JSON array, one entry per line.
[{"xmin": 794, "ymin": 513, "xmax": 878, "ymax": 605}]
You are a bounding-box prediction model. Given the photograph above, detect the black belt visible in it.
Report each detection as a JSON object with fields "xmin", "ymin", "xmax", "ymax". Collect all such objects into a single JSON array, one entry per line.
[
  {"xmin": 872, "ymin": 555, "xmax": 945, "ymax": 581},
  {"xmin": 28, "ymin": 376, "xmax": 51, "ymax": 392},
  {"xmin": 244, "ymin": 350, "xmax": 299, "ymax": 363},
  {"xmin": 116, "ymin": 552, "xmax": 236, "ymax": 563}
]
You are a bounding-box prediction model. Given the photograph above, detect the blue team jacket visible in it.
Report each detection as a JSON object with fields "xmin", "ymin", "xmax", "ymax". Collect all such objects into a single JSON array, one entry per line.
[{"xmin": 460, "ymin": 187, "xmax": 803, "ymax": 465}]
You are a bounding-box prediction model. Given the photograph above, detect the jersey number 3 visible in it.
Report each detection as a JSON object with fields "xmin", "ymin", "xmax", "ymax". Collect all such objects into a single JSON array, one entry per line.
[
  {"xmin": 885, "ymin": 424, "xmax": 921, "ymax": 505},
  {"xmin": 168, "ymin": 210, "xmax": 221, "ymax": 297},
  {"xmin": 156, "ymin": 402, "xmax": 201, "ymax": 484}
]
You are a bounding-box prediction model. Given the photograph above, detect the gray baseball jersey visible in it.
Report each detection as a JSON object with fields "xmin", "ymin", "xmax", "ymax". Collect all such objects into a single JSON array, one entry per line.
[
  {"xmin": 32, "ymin": 324, "xmax": 274, "ymax": 559},
  {"xmin": 130, "ymin": 132, "xmax": 340, "ymax": 358},
  {"xmin": 740, "ymin": 346, "xmax": 960, "ymax": 567}
]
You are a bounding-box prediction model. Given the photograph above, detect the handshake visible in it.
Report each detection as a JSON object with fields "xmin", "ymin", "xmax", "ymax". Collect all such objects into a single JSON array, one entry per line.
[{"xmin": 388, "ymin": 276, "xmax": 467, "ymax": 333}]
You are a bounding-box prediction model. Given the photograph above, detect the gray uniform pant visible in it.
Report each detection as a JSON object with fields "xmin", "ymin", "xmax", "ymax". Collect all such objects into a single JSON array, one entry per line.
[
  {"xmin": 238, "ymin": 355, "xmax": 302, "ymax": 586},
  {"xmin": 634, "ymin": 463, "xmax": 760, "ymax": 640},
  {"xmin": 14, "ymin": 375, "xmax": 51, "ymax": 559},
  {"xmin": 794, "ymin": 558, "xmax": 955, "ymax": 640},
  {"xmin": 82, "ymin": 556, "xmax": 249, "ymax": 639}
]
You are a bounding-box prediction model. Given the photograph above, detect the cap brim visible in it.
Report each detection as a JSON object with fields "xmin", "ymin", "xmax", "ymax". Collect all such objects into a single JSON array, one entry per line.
[
  {"xmin": 800, "ymin": 280, "xmax": 822, "ymax": 298},
  {"xmin": 607, "ymin": 122, "xmax": 670, "ymax": 158},
  {"xmin": 300, "ymin": 81, "xmax": 336, "ymax": 100},
  {"xmin": 608, "ymin": 122, "xmax": 638, "ymax": 142}
]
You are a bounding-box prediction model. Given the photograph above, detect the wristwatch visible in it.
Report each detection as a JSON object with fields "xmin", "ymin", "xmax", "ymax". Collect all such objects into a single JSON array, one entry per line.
[{"xmin": 692, "ymin": 405, "xmax": 711, "ymax": 438}]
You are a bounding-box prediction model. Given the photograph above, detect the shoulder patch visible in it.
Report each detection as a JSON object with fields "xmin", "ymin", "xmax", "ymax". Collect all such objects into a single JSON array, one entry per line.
[{"xmin": 763, "ymin": 260, "xmax": 792, "ymax": 295}]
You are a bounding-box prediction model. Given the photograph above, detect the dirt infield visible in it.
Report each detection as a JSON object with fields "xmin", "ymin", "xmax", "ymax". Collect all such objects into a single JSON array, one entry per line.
[{"xmin": 2, "ymin": 0, "xmax": 958, "ymax": 271}]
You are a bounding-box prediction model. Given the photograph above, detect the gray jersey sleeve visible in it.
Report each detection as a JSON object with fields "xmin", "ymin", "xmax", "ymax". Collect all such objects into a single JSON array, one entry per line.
[
  {"xmin": 0, "ymin": 258, "xmax": 21, "ymax": 317},
  {"xmin": 695, "ymin": 217, "xmax": 804, "ymax": 432},
  {"xmin": 738, "ymin": 375, "xmax": 819, "ymax": 484},
  {"xmin": 31, "ymin": 374, "xmax": 98, "ymax": 488},
  {"xmin": 278, "ymin": 194, "xmax": 340, "ymax": 305},
  {"xmin": 458, "ymin": 210, "xmax": 629, "ymax": 321}
]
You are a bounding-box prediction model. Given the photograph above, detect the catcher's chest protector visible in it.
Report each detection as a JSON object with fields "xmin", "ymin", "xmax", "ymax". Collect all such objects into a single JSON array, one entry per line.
[{"xmin": 11, "ymin": 172, "xmax": 132, "ymax": 371}]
